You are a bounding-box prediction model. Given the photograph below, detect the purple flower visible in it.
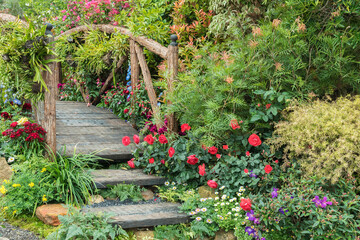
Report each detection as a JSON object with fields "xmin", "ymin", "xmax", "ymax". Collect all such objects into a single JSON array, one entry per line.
[
  {"xmin": 245, "ymin": 226, "xmax": 256, "ymax": 236},
  {"xmin": 313, "ymin": 196, "xmax": 333, "ymax": 208},
  {"xmin": 246, "ymin": 210, "xmax": 256, "ymax": 221},
  {"xmin": 249, "ymin": 170, "xmax": 257, "ymax": 178},
  {"xmin": 261, "ymin": 238, "xmax": 266, "ymax": 240},
  {"xmin": 254, "ymin": 218, "xmax": 260, "ymax": 225},
  {"xmin": 279, "ymin": 207, "xmax": 288, "ymax": 215},
  {"xmin": 271, "ymin": 188, "xmax": 278, "ymax": 198}
]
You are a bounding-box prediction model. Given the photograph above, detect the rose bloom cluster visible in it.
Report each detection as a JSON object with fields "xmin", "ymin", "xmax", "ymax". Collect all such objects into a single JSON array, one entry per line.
[{"xmin": 2, "ymin": 119, "xmax": 46, "ymax": 142}]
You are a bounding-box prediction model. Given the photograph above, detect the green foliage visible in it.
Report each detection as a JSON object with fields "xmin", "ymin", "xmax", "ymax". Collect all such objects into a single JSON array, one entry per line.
[
  {"xmin": 154, "ymin": 224, "xmax": 196, "ymax": 240},
  {"xmin": 99, "ymin": 184, "xmax": 145, "ymax": 202},
  {"xmin": 0, "ymin": 20, "xmax": 54, "ymax": 102},
  {"xmin": 251, "ymin": 166, "xmax": 360, "ymax": 239},
  {"xmin": 0, "ymin": 155, "xmax": 60, "ymax": 216},
  {"xmin": 48, "ymin": 150, "xmax": 101, "ymax": 206},
  {"xmin": 270, "ymin": 96, "xmax": 360, "ymax": 183},
  {"xmin": 47, "ymin": 206, "xmax": 128, "ymax": 240},
  {"xmin": 157, "ymin": 184, "xmax": 197, "ymax": 203}
]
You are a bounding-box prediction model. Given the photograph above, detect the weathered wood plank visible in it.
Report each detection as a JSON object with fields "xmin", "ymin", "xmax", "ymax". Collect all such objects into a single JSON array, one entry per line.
[
  {"xmin": 56, "ymin": 119, "xmax": 137, "ymax": 128},
  {"xmin": 83, "ymin": 202, "xmax": 189, "ymax": 229},
  {"xmin": 56, "ymin": 127, "xmax": 131, "ymax": 135},
  {"xmin": 167, "ymin": 37, "xmax": 179, "ymax": 133},
  {"xmin": 56, "ymin": 113, "xmax": 119, "ymax": 119},
  {"xmin": 91, "ymin": 169, "xmax": 166, "ymax": 188}
]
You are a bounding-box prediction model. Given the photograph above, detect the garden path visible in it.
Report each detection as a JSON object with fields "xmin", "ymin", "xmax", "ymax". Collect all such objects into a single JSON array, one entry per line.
[{"xmin": 38, "ymin": 101, "xmax": 138, "ymax": 161}]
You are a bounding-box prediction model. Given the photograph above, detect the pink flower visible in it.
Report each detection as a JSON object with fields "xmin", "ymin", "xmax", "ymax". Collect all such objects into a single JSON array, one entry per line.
[
  {"xmin": 246, "ymin": 151, "xmax": 250, "ymax": 156},
  {"xmin": 208, "ymin": 146, "xmax": 218, "ymax": 155},
  {"xmin": 198, "ymin": 164, "xmax": 206, "ymax": 176},
  {"xmin": 187, "ymin": 155, "xmax": 199, "ymax": 165},
  {"xmin": 144, "ymin": 134, "xmax": 154, "ymax": 145},
  {"xmin": 207, "ymin": 180, "xmax": 218, "ymax": 189},
  {"xmin": 127, "ymin": 160, "xmax": 135, "ymax": 168},
  {"xmin": 248, "ymin": 134, "xmax": 262, "ymax": 147},
  {"xmin": 216, "ymin": 154, "xmax": 221, "ymax": 159},
  {"xmin": 244, "ymin": 169, "xmax": 249, "ymax": 173},
  {"xmin": 133, "ymin": 135, "xmax": 140, "ymax": 144},
  {"xmin": 10, "ymin": 122, "xmax": 17, "ymax": 128},
  {"xmin": 181, "ymin": 123, "xmax": 191, "ymax": 132},
  {"xmin": 161, "ymin": 159, "xmax": 165, "ymax": 164},
  {"xmin": 168, "ymin": 147, "xmax": 175, "ymax": 157}
]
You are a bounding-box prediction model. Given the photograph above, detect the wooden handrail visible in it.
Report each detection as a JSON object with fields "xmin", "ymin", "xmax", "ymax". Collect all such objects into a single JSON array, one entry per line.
[
  {"xmin": 56, "ymin": 24, "xmax": 168, "ymax": 59},
  {"xmin": 0, "ymin": 13, "xmax": 29, "ymax": 28}
]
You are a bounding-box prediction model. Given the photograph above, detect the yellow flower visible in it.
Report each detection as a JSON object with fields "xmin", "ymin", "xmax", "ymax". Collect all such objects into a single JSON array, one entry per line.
[
  {"xmin": 0, "ymin": 185, "xmax": 7, "ymax": 194},
  {"xmin": 28, "ymin": 182, "xmax": 34, "ymax": 188},
  {"xmin": 17, "ymin": 117, "xmax": 29, "ymax": 126},
  {"xmin": 3, "ymin": 207, "xmax": 8, "ymax": 210},
  {"xmin": 12, "ymin": 184, "xmax": 21, "ymax": 188},
  {"xmin": 41, "ymin": 168, "xmax": 47, "ymax": 173},
  {"xmin": 3, "ymin": 179, "xmax": 9, "ymax": 184},
  {"xmin": 12, "ymin": 210, "xmax": 17, "ymax": 215},
  {"xmin": 42, "ymin": 195, "xmax": 47, "ymax": 202}
]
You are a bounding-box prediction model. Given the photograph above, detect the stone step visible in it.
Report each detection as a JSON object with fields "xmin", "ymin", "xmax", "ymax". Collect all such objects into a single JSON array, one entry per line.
[
  {"xmin": 83, "ymin": 202, "xmax": 190, "ymax": 229},
  {"xmin": 91, "ymin": 169, "xmax": 167, "ymax": 188}
]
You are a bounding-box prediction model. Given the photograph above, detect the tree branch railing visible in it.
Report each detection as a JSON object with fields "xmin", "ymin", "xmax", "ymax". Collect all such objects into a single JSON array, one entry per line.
[{"xmin": 0, "ymin": 13, "xmax": 179, "ymax": 154}]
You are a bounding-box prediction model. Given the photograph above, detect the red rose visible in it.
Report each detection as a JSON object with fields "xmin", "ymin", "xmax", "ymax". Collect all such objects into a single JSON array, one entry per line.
[
  {"xmin": 181, "ymin": 123, "xmax": 191, "ymax": 132},
  {"xmin": 133, "ymin": 135, "xmax": 140, "ymax": 144},
  {"xmin": 144, "ymin": 134, "xmax": 154, "ymax": 145},
  {"xmin": 198, "ymin": 164, "xmax": 206, "ymax": 176},
  {"xmin": 244, "ymin": 169, "xmax": 249, "ymax": 173},
  {"xmin": 22, "ymin": 103, "xmax": 32, "ymax": 111},
  {"xmin": 248, "ymin": 134, "xmax": 262, "ymax": 147},
  {"xmin": 122, "ymin": 136, "xmax": 131, "ymax": 146},
  {"xmin": 124, "ymin": 109, "xmax": 129, "ymax": 114},
  {"xmin": 207, "ymin": 180, "xmax": 218, "ymax": 189},
  {"xmin": 240, "ymin": 198, "xmax": 252, "ymax": 211},
  {"xmin": 158, "ymin": 134, "xmax": 168, "ymax": 144},
  {"xmin": 275, "ymin": 160, "xmax": 279, "ymax": 164},
  {"xmin": 149, "ymin": 158, "xmax": 155, "ymax": 164},
  {"xmin": 246, "ymin": 151, "xmax": 250, "ymax": 156},
  {"xmin": 187, "ymin": 155, "xmax": 199, "ymax": 165},
  {"xmin": 168, "ymin": 147, "xmax": 175, "ymax": 157},
  {"xmin": 127, "ymin": 160, "xmax": 135, "ymax": 168},
  {"xmin": 264, "ymin": 164, "xmax": 273, "ymax": 174},
  {"xmin": 216, "ymin": 154, "xmax": 221, "ymax": 159},
  {"xmin": 230, "ymin": 119, "xmax": 240, "ymax": 130},
  {"xmin": 223, "ymin": 145, "xmax": 228, "ymax": 150},
  {"xmin": 10, "ymin": 122, "xmax": 17, "ymax": 128},
  {"xmin": 208, "ymin": 146, "xmax": 218, "ymax": 155},
  {"xmin": 161, "ymin": 159, "xmax": 165, "ymax": 164},
  {"xmin": 257, "ymin": 103, "xmax": 261, "ymax": 107},
  {"xmin": 266, "ymin": 104, "xmax": 272, "ymax": 109},
  {"xmin": 1, "ymin": 112, "xmax": 11, "ymax": 120},
  {"xmin": 201, "ymin": 145, "xmax": 207, "ymax": 150}
]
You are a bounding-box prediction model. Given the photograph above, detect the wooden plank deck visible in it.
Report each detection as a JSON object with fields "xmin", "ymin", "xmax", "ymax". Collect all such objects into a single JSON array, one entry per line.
[
  {"xmin": 83, "ymin": 203, "xmax": 190, "ymax": 229},
  {"xmin": 40, "ymin": 101, "xmax": 138, "ymax": 161},
  {"xmin": 91, "ymin": 169, "xmax": 167, "ymax": 188}
]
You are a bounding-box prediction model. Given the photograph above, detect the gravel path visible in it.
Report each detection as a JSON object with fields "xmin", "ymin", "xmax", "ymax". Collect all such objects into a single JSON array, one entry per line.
[{"xmin": 0, "ymin": 222, "xmax": 40, "ymax": 240}]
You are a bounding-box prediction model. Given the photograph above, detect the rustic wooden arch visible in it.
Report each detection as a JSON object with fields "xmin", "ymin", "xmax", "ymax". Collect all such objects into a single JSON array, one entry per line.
[{"xmin": 0, "ymin": 13, "xmax": 179, "ymax": 155}]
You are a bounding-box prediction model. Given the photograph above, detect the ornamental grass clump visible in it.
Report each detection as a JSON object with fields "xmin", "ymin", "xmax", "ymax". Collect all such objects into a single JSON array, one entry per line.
[{"xmin": 270, "ymin": 96, "xmax": 360, "ymax": 183}]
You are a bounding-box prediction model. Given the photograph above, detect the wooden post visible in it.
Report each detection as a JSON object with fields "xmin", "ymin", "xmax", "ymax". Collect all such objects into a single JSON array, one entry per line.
[
  {"xmin": 166, "ymin": 35, "xmax": 179, "ymax": 133},
  {"xmin": 134, "ymin": 43, "xmax": 161, "ymax": 128},
  {"xmin": 130, "ymin": 39, "xmax": 140, "ymax": 124},
  {"xmin": 42, "ymin": 23, "xmax": 59, "ymax": 158}
]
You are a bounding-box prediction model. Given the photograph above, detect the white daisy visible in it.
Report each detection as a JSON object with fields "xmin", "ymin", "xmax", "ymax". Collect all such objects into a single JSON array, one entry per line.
[
  {"xmin": 196, "ymin": 217, "xmax": 202, "ymax": 221},
  {"xmin": 165, "ymin": 181, "xmax": 170, "ymax": 186},
  {"xmin": 7, "ymin": 157, "xmax": 15, "ymax": 163},
  {"xmin": 206, "ymin": 219, "xmax": 212, "ymax": 223},
  {"xmin": 171, "ymin": 182, "xmax": 176, "ymax": 185},
  {"xmin": 172, "ymin": 186, "xmax": 177, "ymax": 190},
  {"xmin": 219, "ymin": 186, "xmax": 225, "ymax": 190},
  {"xmin": 201, "ymin": 208, "xmax": 207, "ymax": 212}
]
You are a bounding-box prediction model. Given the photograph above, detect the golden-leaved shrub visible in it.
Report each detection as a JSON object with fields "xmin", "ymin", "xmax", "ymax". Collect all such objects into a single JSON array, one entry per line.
[{"xmin": 270, "ymin": 96, "xmax": 360, "ymax": 183}]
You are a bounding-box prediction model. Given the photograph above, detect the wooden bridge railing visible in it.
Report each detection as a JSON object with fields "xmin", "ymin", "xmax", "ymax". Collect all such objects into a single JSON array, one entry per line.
[{"xmin": 0, "ymin": 14, "xmax": 179, "ymax": 155}]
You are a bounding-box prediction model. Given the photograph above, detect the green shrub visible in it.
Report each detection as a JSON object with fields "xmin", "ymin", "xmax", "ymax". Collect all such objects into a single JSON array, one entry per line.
[
  {"xmin": 270, "ymin": 96, "xmax": 360, "ymax": 183},
  {"xmin": 99, "ymin": 184, "xmax": 145, "ymax": 202},
  {"xmin": 47, "ymin": 206, "xmax": 128, "ymax": 240}
]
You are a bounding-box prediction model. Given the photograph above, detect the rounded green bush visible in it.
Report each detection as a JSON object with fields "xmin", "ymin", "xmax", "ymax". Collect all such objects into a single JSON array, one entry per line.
[{"xmin": 270, "ymin": 96, "xmax": 360, "ymax": 183}]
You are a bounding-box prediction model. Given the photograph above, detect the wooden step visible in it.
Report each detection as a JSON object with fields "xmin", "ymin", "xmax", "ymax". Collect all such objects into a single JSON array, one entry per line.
[
  {"xmin": 91, "ymin": 169, "xmax": 167, "ymax": 188},
  {"xmin": 83, "ymin": 202, "xmax": 190, "ymax": 229}
]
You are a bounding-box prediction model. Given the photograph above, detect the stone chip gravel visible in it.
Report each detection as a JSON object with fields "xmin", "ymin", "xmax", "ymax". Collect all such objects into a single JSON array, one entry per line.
[{"xmin": 0, "ymin": 222, "xmax": 40, "ymax": 240}]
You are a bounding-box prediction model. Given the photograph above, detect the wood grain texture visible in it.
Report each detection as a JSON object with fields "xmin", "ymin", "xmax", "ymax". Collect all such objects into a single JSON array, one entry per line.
[
  {"xmin": 0, "ymin": 13, "xmax": 29, "ymax": 27},
  {"xmin": 84, "ymin": 202, "xmax": 189, "ymax": 229},
  {"xmin": 166, "ymin": 44, "xmax": 179, "ymax": 133},
  {"xmin": 55, "ymin": 25, "xmax": 168, "ymax": 59},
  {"xmin": 91, "ymin": 169, "xmax": 166, "ymax": 188}
]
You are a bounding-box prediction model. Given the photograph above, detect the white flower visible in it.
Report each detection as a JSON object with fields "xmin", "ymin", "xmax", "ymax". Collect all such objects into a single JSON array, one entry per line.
[
  {"xmin": 237, "ymin": 192, "xmax": 243, "ymax": 197},
  {"xmin": 219, "ymin": 216, "xmax": 224, "ymax": 220},
  {"xmin": 196, "ymin": 217, "xmax": 202, "ymax": 221},
  {"xmin": 214, "ymin": 203, "xmax": 219, "ymax": 206},
  {"xmin": 239, "ymin": 186, "xmax": 245, "ymax": 192},
  {"xmin": 208, "ymin": 197, "xmax": 212, "ymax": 200},
  {"xmin": 215, "ymin": 209, "xmax": 218, "ymax": 212},
  {"xmin": 187, "ymin": 190, "xmax": 193, "ymax": 194},
  {"xmin": 183, "ymin": 183, "xmax": 188, "ymax": 186},
  {"xmin": 190, "ymin": 211, "xmax": 196, "ymax": 215},
  {"xmin": 195, "ymin": 208, "xmax": 201, "ymax": 212},
  {"xmin": 241, "ymin": 221, "xmax": 246, "ymax": 225},
  {"xmin": 219, "ymin": 186, "xmax": 225, "ymax": 190},
  {"xmin": 226, "ymin": 202, "xmax": 229, "ymax": 205},
  {"xmin": 215, "ymin": 197, "xmax": 219, "ymax": 200},
  {"xmin": 206, "ymin": 219, "xmax": 212, "ymax": 223},
  {"xmin": 227, "ymin": 212, "xmax": 232, "ymax": 215},
  {"xmin": 221, "ymin": 195, "xmax": 227, "ymax": 200},
  {"xmin": 7, "ymin": 157, "xmax": 15, "ymax": 163},
  {"xmin": 221, "ymin": 203, "xmax": 225, "ymax": 206},
  {"xmin": 200, "ymin": 198, "xmax": 206, "ymax": 202},
  {"xmin": 171, "ymin": 182, "xmax": 176, "ymax": 185},
  {"xmin": 215, "ymin": 191, "xmax": 219, "ymax": 195},
  {"xmin": 235, "ymin": 213, "xmax": 239, "ymax": 216},
  {"xmin": 229, "ymin": 199, "xmax": 234, "ymax": 202},
  {"xmin": 201, "ymin": 208, "xmax": 207, "ymax": 212},
  {"xmin": 165, "ymin": 181, "xmax": 170, "ymax": 186},
  {"xmin": 172, "ymin": 186, "xmax": 177, "ymax": 190}
]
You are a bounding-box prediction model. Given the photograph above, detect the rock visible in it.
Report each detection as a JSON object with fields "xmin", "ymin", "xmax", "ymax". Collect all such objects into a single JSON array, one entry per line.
[
  {"xmin": 134, "ymin": 230, "xmax": 154, "ymax": 240},
  {"xmin": 0, "ymin": 237, "xmax": 10, "ymax": 240},
  {"xmin": 141, "ymin": 189, "xmax": 154, "ymax": 201},
  {"xmin": 0, "ymin": 157, "xmax": 12, "ymax": 183},
  {"xmin": 89, "ymin": 195, "xmax": 105, "ymax": 205},
  {"xmin": 214, "ymin": 230, "xmax": 236, "ymax": 240},
  {"xmin": 35, "ymin": 204, "xmax": 68, "ymax": 226},
  {"xmin": 198, "ymin": 186, "xmax": 216, "ymax": 199}
]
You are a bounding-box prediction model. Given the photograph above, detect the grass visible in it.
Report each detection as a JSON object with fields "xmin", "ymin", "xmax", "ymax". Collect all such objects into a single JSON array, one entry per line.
[{"xmin": 4, "ymin": 214, "xmax": 58, "ymax": 239}]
